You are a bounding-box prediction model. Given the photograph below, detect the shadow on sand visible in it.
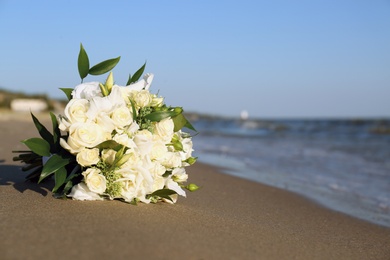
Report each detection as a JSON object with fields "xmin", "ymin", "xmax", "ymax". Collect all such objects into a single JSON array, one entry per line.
[{"xmin": 0, "ymin": 160, "xmax": 53, "ymax": 196}]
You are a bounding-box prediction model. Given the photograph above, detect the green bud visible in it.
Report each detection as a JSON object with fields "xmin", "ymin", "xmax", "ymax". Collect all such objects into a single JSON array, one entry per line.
[
  {"xmin": 174, "ymin": 107, "xmax": 183, "ymax": 114},
  {"xmin": 99, "ymin": 82, "xmax": 109, "ymax": 96},
  {"xmin": 105, "ymin": 71, "xmax": 114, "ymax": 92},
  {"xmin": 186, "ymin": 183, "xmax": 199, "ymax": 192},
  {"xmin": 186, "ymin": 157, "xmax": 197, "ymax": 165}
]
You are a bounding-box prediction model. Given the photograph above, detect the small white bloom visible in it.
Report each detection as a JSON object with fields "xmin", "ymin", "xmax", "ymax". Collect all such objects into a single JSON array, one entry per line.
[
  {"xmin": 161, "ymin": 152, "xmax": 182, "ymax": 169},
  {"xmin": 149, "ymin": 140, "xmax": 168, "ymax": 161},
  {"xmin": 150, "ymin": 94, "xmax": 164, "ymax": 107},
  {"xmin": 72, "ymin": 82, "xmax": 102, "ymax": 100},
  {"xmin": 113, "ymin": 133, "xmax": 136, "ymax": 149},
  {"xmin": 134, "ymin": 129, "xmax": 153, "ymax": 156},
  {"xmin": 132, "ymin": 89, "xmax": 152, "ymax": 108},
  {"xmin": 82, "ymin": 168, "xmax": 107, "ymax": 194},
  {"xmin": 67, "ymin": 183, "xmax": 104, "ymax": 201},
  {"xmin": 166, "ymin": 178, "xmax": 186, "ymax": 197},
  {"xmin": 101, "ymin": 149, "xmax": 117, "ymax": 165},
  {"xmin": 154, "ymin": 118, "xmax": 174, "ymax": 141},
  {"xmin": 76, "ymin": 148, "xmax": 100, "ymax": 167},
  {"xmin": 126, "ymin": 73, "xmax": 154, "ymax": 91},
  {"xmin": 172, "ymin": 168, "xmax": 188, "ymax": 183},
  {"xmin": 180, "ymin": 137, "xmax": 194, "ymax": 160}
]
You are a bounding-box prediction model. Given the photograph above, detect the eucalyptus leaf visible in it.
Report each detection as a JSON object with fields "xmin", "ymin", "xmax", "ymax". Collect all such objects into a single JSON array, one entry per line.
[
  {"xmin": 59, "ymin": 88, "xmax": 73, "ymax": 100},
  {"xmin": 127, "ymin": 62, "xmax": 146, "ymax": 85},
  {"xmin": 89, "ymin": 56, "xmax": 121, "ymax": 75},
  {"xmin": 31, "ymin": 113, "xmax": 53, "ymax": 143},
  {"xmin": 39, "ymin": 154, "xmax": 71, "ymax": 183},
  {"xmin": 22, "ymin": 138, "xmax": 51, "ymax": 157},
  {"xmin": 53, "ymin": 167, "xmax": 67, "ymax": 193},
  {"xmin": 78, "ymin": 43, "xmax": 90, "ymax": 81}
]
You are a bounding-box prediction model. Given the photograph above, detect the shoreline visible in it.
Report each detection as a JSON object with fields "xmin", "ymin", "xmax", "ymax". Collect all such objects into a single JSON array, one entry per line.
[{"xmin": 1, "ymin": 116, "xmax": 390, "ymax": 259}]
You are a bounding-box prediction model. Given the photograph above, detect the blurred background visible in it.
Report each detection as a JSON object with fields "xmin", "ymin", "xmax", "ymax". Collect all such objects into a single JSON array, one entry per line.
[
  {"xmin": 0, "ymin": 0, "xmax": 389, "ymax": 118},
  {"xmin": 1, "ymin": 0, "xmax": 389, "ymax": 227}
]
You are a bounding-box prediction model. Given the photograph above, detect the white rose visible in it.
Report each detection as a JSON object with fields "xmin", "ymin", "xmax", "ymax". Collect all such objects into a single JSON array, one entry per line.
[
  {"xmin": 132, "ymin": 89, "xmax": 152, "ymax": 108},
  {"xmin": 72, "ymin": 82, "xmax": 102, "ymax": 100},
  {"xmin": 67, "ymin": 182, "xmax": 104, "ymax": 201},
  {"xmin": 150, "ymin": 140, "xmax": 168, "ymax": 161},
  {"xmin": 101, "ymin": 149, "xmax": 116, "ymax": 165},
  {"xmin": 64, "ymin": 98, "xmax": 89, "ymax": 124},
  {"xmin": 61, "ymin": 122, "xmax": 106, "ymax": 154},
  {"xmin": 76, "ymin": 148, "xmax": 100, "ymax": 167},
  {"xmin": 150, "ymin": 94, "xmax": 164, "ymax": 107},
  {"xmin": 154, "ymin": 118, "xmax": 174, "ymax": 141},
  {"xmin": 111, "ymin": 106, "xmax": 133, "ymax": 129},
  {"xmin": 83, "ymin": 168, "xmax": 107, "ymax": 194}
]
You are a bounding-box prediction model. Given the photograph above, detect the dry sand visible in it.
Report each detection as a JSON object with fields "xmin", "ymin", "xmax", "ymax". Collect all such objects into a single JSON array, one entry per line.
[{"xmin": 1, "ymin": 114, "xmax": 389, "ymax": 259}]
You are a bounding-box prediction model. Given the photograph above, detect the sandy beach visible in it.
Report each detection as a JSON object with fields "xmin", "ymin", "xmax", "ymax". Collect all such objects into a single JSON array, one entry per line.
[{"xmin": 1, "ymin": 114, "xmax": 389, "ymax": 259}]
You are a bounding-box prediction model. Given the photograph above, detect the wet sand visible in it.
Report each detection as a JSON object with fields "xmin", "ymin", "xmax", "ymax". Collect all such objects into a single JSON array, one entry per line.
[{"xmin": 1, "ymin": 114, "xmax": 389, "ymax": 259}]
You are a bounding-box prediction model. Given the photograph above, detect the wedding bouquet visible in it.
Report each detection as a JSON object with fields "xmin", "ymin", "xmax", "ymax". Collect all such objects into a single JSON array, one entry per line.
[{"xmin": 13, "ymin": 44, "xmax": 198, "ymax": 204}]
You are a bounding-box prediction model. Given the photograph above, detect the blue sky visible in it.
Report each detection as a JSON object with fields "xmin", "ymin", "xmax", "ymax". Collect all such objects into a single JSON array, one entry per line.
[{"xmin": 0, "ymin": 0, "xmax": 389, "ymax": 118}]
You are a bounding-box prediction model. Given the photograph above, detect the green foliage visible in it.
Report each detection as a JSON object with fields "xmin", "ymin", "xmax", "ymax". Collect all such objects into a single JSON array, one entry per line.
[
  {"xmin": 59, "ymin": 88, "xmax": 73, "ymax": 100},
  {"xmin": 78, "ymin": 43, "xmax": 90, "ymax": 81},
  {"xmin": 21, "ymin": 138, "xmax": 51, "ymax": 157},
  {"xmin": 148, "ymin": 189, "xmax": 177, "ymax": 202},
  {"xmin": 89, "ymin": 57, "xmax": 121, "ymax": 75},
  {"xmin": 126, "ymin": 62, "xmax": 146, "ymax": 85},
  {"xmin": 39, "ymin": 154, "xmax": 72, "ymax": 183}
]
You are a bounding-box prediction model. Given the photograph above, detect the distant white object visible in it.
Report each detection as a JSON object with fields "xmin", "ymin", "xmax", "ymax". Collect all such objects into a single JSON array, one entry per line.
[
  {"xmin": 240, "ymin": 110, "xmax": 249, "ymax": 120},
  {"xmin": 10, "ymin": 99, "xmax": 48, "ymax": 112}
]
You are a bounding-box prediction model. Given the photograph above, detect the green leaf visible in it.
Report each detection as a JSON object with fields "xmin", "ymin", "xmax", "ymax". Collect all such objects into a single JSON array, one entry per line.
[
  {"xmin": 172, "ymin": 113, "xmax": 187, "ymax": 132},
  {"xmin": 149, "ymin": 188, "xmax": 177, "ymax": 202},
  {"xmin": 78, "ymin": 43, "xmax": 90, "ymax": 81},
  {"xmin": 31, "ymin": 113, "xmax": 53, "ymax": 143},
  {"xmin": 53, "ymin": 167, "xmax": 67, "ymax": 193},
  {"xmin": 50, "ymin": 112, "xmax": 61, "ymax": 152},
  {"xmin": 129, "ymin": 99, "xmax": 137, "ymax": 121},
  {"xmin": 94, "ymin": 140, "xmax": 122, "ymax": 151},
  {"xmin": 184, "ymin": 119, "xmax": 197, "ymax": 131},
  {"xmin": 126, "ymin": 62, "xmax": 146, "ymax": 85},
  {"xmin": 39, "ymin": 154, "xmax": 71, "ymax": 183},
  {"xmin": 22, "ymin": 138, "xmax": 51, "ymax": 157},
  {"xmin": 65, "ymin": 164, "xmax": 81, "ymax": 183},
  {"xmin": 89, "ymin": 56, "xmax": 121, "ymax": 75},
  {"xmin": 59, "ymin": 88, "xmax": 73, "ymax": 100},
  {"xmin": 63, "ymin": 180, "xmax": 75, "ymax": 195},
  {"xmin": 144, "ymin": 110, "xmax": 180, "ymax": 122}
]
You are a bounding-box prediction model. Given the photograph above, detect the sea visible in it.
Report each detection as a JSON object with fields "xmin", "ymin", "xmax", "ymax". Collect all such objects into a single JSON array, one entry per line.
[{"xmin": 189, "ymin": 115, "xmax": 390, "ymax": 228}]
